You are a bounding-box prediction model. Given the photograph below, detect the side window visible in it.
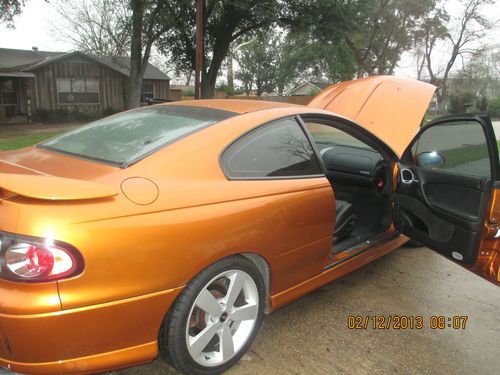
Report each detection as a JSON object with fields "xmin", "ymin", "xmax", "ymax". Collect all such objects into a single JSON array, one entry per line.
[
  {"xmin": 222, "ymin": 118, "xmax": 322, "ymax": 178},
  {"xmin": 305, "ymin": 122, "xmax": 374, "ymax": 152},
  {"xmin": 412, "ymin": 121, "xmax": 492, "ymax": 178}
]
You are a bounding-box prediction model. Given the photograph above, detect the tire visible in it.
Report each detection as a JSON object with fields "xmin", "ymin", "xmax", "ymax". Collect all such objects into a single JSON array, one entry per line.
[
  {"xmin": 159, "ymin": 255, "xmax": 265, "ymax": 374},
  {"xmin": 403, "ymin": 239, "xmax": 422, "ymax": 248}
]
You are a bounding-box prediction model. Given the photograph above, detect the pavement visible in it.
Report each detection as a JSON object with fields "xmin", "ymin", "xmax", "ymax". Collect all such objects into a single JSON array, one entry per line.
[
  {"xmin": 2, "ymin": 246, "xmax": 497, "ymax": 375},
  {"xmin": 108, "ymin": 245, "xmax": 499, "ymax": 375}
]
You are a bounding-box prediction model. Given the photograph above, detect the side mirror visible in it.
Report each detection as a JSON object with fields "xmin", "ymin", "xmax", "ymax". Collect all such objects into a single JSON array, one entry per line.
[{"xmin": 416, "ymin": 151, "xmax": 445, "ymax": 168}]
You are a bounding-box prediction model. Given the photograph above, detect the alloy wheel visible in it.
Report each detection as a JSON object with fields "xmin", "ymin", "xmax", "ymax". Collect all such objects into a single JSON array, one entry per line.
[{"xmin": 185, "ymin": 269, "xmax": 259, "ymax": 367}]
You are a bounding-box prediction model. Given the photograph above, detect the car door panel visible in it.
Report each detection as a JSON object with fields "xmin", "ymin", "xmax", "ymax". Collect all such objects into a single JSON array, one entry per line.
[
  {"xmin": 393, "ymin": 115, "xmax": 500, "ymax": 285},
  {"xmin": 397, "ymin": 167, "xmax": 488, "ymax": 226}
]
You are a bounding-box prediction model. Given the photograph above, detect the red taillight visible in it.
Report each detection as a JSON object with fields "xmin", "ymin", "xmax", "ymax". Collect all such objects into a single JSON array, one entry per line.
[{"xmin": 1, "ymin": 233, "xmax": 83, "ymax": 282}]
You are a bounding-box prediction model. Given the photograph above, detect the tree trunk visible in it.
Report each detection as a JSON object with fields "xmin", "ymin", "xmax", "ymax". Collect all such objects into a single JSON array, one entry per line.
[
  {"xmin": 227, "ymin": 50, "xmax": 234, "ymax": 92},
  {"xmin": 201, "ymin": 36, "xmax": 230, "ymax": 98},
  {"xmin": 201, "ymin": 70, "xmax": 216, "ymax": 98},
  {"xmin": 127, "ymin": 0, "xmax": 144, "ymax": 109},
  {"xmin": 437, "ymin": 84, "xmax": 448, "ymax": 114}
]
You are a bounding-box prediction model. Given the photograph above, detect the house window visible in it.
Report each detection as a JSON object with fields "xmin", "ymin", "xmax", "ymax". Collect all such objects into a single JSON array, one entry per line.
[
  {"xmin": 57, "ymin": 78, "xmax": 100, "ymax": 104},
  {"xmin": 141, "ymin": 82, "xmax": 154, "ymax": 103},
  {"xmin": 2, "ymin": 80, "xmax": 17, "ymax": 105}
]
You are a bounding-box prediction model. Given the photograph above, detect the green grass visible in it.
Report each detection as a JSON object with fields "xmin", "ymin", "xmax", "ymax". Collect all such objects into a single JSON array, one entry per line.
[
  {"xmin": 0, "ymin": 131, "xmax": 63, "ymax": 151},
  {"xmin": 439, "ymin": 140, "xmax": 500, "ymax": 168}
]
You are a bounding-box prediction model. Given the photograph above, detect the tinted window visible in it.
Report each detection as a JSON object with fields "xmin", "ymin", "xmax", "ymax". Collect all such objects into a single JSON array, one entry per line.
[
  {"xmin": 412, "ymin": 120, "xmax": 491, "ymax": 177},
  {"xmin": 40, "ymin": 106, "xmax": 236, "ymax": 167},
  {"xmin": 222, "ymin": 118, "xmax": 322, "ymax": 178},
  {"xmin": 306, "ymin": 122, "xmax": 374, "ymax": 151}
]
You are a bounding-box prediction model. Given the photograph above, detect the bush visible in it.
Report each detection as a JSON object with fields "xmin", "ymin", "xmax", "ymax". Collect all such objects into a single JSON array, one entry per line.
[
  {"xmin": 101, "ymin": 108, "xmax": 119, "ymax": 118},
  {"xmin": 488, "ymin": 98, "xmax": 500, "ymax": 119},
  {"xmin": 448, "ymin": 91, "xmax": 475, "ymax": 114},
  {"xmin": 31, "ymin": 108, "xmax": 97, "ymax": 123},
  {"xmin": 32, "ymin": 109, "xmax": 51, "ymax": 122},
  {"xmin": 477, "ymin": 96, "xmax": 488, "ymax": 112},
  {"xmin": 216, "ymin": 83, "xmax": 237, "ymax": 96}
]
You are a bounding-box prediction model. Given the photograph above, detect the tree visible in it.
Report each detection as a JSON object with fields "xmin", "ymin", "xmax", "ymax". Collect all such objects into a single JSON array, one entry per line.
[
  {"xmin": 1, "ymin": 0, "xmax": 28, "ymax": 27},
  {"xmin": 53, "ymin": 0, "xmax": 176, "ymax": 108},
  {"xmin": 488, "ymin": 97, "xmax": 500, "ymax": 118},
  {"xmin": 127, "ymin": 0, "xmax": 176, "ymax": 108},
  {"xmin": 286, "ymin": 0, "xmax": 436, "ymax": 78},
  {"xmin": 420, "ymin": 0, "xmax": 493, "ymax": 113},
  {"xmin": 350, "ymin": 0, "xmax": 439, "ymax": 76},
  {"xmin": 451, "ymin": 48, "xmax": 500, "ymax": 98},
  {"xmin": 53, "ymin": 0, "xmax": 131, "ymax": 56},
  {"xmin": 158, "ymin": 0, "xmax": 281, "ymax": 98},
  {"xmin": 234, "ymin": 35, "xmax": 276, "ymax": 96}
]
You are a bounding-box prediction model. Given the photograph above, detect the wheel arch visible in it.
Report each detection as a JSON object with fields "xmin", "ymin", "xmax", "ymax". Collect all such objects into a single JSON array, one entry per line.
[{"xmin": 240, "ymin": 252, "xmax": 272, "ymax": 314}]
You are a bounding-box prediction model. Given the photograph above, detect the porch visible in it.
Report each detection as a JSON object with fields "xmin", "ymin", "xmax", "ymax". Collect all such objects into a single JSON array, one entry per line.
[{"xmin": 0, "ymin": 72, "xmax": 35, "ymax": 123}]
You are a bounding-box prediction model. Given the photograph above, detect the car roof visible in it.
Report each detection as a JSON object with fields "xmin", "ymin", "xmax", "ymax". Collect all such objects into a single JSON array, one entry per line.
[{"xmin": 163, "ymin": 99, "xmax": 302, "ymax": 114}]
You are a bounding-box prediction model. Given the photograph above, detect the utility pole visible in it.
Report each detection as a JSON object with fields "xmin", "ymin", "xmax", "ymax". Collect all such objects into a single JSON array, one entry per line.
[{"xmin": 195, "ymin": 0, "xmax": 203, "ymax": 99}]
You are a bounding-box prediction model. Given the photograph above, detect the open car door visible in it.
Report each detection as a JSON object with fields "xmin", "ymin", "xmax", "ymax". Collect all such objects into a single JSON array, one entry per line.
[{"xmin": 393, "ymin": 114, "xmax": 500, "ymax": 286}]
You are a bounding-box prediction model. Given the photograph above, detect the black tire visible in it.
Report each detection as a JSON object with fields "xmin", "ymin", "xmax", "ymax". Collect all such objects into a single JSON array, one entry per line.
[
  {"xmin": 159, "ymin": 255, "xmax": 265, "ymax": 375},
  {"xmin": 403, "ymin": 239, "xmax": 422, "ymax": 248}
]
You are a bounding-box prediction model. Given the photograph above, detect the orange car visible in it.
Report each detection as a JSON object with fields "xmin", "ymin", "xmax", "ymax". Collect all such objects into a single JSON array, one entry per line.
[{"xmin": 0, "ymin": 76, "xmax": 499, "ymax": 375}]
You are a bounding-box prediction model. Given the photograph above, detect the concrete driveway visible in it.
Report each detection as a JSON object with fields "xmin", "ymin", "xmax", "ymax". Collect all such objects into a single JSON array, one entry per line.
[{"xmin": 111, "ymin": 246, "xmax": 499, "ymax": 375}]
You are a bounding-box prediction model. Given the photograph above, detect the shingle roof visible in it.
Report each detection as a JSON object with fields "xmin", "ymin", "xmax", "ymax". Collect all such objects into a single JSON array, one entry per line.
[
  {"xmin": 310, "ymin": 81, "xmax": 331, "ymax": 89},
  {"xmin": 0, "ymin": 48, "xmax": 63, "ymax": 71},
  {"xmin": 0, "ymin": 48, "xmax": 169, "ymax": 80},
  {"xmin": 91, "ymin": 55, "xmax": 169, "ymax": 81}
]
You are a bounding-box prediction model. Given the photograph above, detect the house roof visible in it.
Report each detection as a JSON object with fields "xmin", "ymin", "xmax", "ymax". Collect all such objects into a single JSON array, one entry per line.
[
  {"xmin": 288, "ymin": 81, "xmax": 331, "ymax": 95},
  {"xmin": 310, "ymin": 81, "xmax": 330, "ymax": 89},
  {"xmin": 0, "ymin": 48, "xmax": 169, "ymax": 80}
]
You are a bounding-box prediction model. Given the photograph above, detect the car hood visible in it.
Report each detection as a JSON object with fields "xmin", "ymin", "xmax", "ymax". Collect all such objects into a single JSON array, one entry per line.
[{"xmin": 308, "ymin": 76, "xmax": 436, "ymax": 156}]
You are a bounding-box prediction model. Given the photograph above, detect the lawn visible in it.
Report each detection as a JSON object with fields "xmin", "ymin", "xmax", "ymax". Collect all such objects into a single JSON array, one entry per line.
[
  {"xmin": 0, "ymin": 122, "xmax": 82, "ymax": 151},
  {"xmin": 0, "ymin": 131, "xmax": 63, "ymax": 151}
]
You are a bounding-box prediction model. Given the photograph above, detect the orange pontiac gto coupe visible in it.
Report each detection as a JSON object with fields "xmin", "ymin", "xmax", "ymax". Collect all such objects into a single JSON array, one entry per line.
[{"xmin": 0, "ymin": 76, "xmax": 499, "ymax": 375}]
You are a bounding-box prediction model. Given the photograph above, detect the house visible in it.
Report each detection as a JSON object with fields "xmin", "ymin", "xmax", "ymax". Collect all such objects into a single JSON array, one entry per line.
[
  {"xmin": 170, "ymin": 84, "xmax": 195, "ymax": 95},
  {"xmin": 0, "ymin": 47, "xmax": 170, "ymax": 122},
  {"xmin": 287, "ymin": 81, "xmax": 331, "ymax": 96}
]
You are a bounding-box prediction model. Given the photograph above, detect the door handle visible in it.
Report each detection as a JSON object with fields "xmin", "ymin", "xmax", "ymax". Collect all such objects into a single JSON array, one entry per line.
[{"xmin": 400, "ymin": 168, "xmax": 419, "ymax": 184}]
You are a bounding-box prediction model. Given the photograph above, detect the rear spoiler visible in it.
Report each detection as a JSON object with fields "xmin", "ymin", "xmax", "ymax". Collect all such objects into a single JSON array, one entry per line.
[{"xmin": 0, "ymin": 173, "xmax": 117, "ymax": 201}]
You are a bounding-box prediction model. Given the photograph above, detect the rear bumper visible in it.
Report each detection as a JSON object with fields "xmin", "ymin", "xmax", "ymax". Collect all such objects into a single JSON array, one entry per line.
[{"xmin": 0, "ymin": 287, "xmax": 183, "ymax": 375}]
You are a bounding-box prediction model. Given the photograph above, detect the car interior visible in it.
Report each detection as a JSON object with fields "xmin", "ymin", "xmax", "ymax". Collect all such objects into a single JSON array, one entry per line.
[{"xmin": 304, "ymin": 121, "xmax": 394, "ymax": 254}]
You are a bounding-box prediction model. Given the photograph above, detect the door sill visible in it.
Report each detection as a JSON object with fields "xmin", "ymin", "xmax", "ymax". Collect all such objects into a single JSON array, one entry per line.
[{"xmin": 325, "ymin": 231, "xmax": 398, "ymax": 270}]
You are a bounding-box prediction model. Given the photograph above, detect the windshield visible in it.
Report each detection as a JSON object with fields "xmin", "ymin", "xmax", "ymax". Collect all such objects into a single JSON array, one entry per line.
[{"xmin": 39, "ymin": 105, "xmax": 236, "ymax": 167}]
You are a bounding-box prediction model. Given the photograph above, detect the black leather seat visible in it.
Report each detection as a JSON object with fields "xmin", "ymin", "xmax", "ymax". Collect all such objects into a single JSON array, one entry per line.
[{"xmin": 334, "ymin": 200, "xmax": 357, "ymax": 243}]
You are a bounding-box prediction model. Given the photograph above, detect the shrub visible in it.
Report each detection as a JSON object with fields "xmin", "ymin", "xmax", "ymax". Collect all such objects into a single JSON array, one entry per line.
[
  {"xmin": 32, "ymin": 109, "xmax": 51, "ymax": 122},
  {"xmin": 53, "ymin": 108, "xmax": 70, "ymax": 122},
  {"xmin": 477, "ymin": 96, "xmax": 488, "ymax": 112},
  {"xmin": 101, "ymin": 108, "xmax": 119, "ymax": 118},
  {"xmin": 448, "ymin": 91, "xmax": 475, "ymax": 114},
  {"xmin": 488, "ymin": 98, "xmax": 500, "ymax": 119},
  {"xmin": 30, "ymin": 108, "xmax": 97, "ymax": 123}
]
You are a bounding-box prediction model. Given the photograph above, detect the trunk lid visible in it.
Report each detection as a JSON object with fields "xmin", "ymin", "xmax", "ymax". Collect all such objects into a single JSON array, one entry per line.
[{"xmin": 0, "ymin": 147, "xmax": 118, "ymax": 201}]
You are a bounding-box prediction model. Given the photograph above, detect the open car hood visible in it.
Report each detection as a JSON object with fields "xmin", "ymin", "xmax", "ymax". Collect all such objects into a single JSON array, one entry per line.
[
  {"xmin": 308, "ymin": 76, "xmax": 436, "ymax": 156},
  {"xmin": 0, "ymin": 173, "xmax": 117, "ymax": 201}
]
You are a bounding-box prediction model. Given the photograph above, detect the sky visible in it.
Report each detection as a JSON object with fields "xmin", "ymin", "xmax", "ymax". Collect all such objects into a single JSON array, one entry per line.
[{"xmin": 0, "ymin": 0, "xmax": 499, "ymax": 80}]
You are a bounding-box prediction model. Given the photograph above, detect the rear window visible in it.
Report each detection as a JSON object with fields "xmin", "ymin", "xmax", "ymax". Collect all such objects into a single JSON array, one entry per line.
[{"xmin": 39, "ymin": 105, "xmax": 236, "ymax": 167}]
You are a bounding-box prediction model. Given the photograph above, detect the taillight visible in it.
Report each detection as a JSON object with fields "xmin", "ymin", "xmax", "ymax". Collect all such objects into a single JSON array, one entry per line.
[{"xmin": 0, "ymin": 231, "xmax": 83, "ymax": 282}]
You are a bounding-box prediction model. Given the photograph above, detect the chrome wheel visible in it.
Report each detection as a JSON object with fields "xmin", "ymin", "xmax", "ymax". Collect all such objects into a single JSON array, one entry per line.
[{"xmin": 185, "ymin": 269, "xmax": 259, "ymax": 367}]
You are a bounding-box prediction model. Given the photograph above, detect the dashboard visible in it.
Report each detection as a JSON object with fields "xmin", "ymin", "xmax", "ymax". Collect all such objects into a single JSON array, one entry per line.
[{"xmin": 317, "ymin": 143, "xmax": 389, "ymax": 193}]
